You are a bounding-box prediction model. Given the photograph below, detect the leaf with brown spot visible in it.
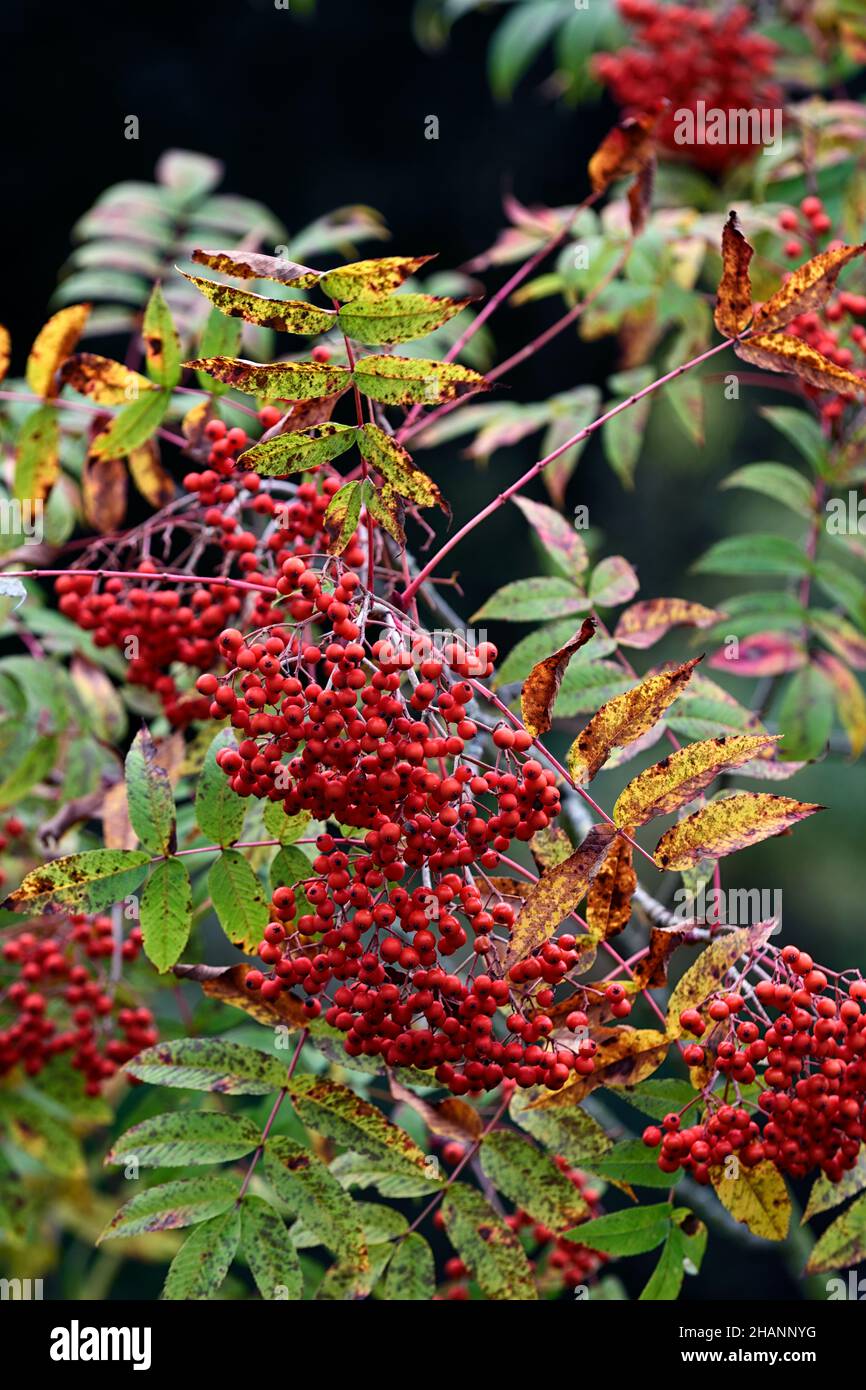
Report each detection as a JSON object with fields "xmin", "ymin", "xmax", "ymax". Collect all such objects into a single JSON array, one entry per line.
[
  {"xmin": 338, "ymin": 293, "xmax": 471, "ymax": 347},
  {"xmin": 441, "ymin": 1186, "xmax": 537, "ymax": 1301},
  {"xmin": 127, "ymin": 438, "xmax": 175, "ymax": 509},
  {"xmin": 714, "ymin": 211, "xmax": 754, "ymax": 337},
  {"xmin": 101, "ymin": 781, "xmax": 136, "ymax": 850},
  {"xmin": 567, "ymin": 657, "xmax": 701, "ymax": 785},
  {"xmin": 666, "ymin": 927, "xmax": 753, "ymax": 1036},
  {"xmin": 529, "ymin": 824, "xmax": 574, "ymax": 872},
  {"xmin": 389, "ymin": 1078, "xmax": 483, "ymax": 1143},
  {"xmin": 521, "ymin": 617, "xmax": 596, "ymax": 738},
  {"xmin": 628, "ymin": 925, "xmax": 692, "ymax": 992},
  {"xmin": 82, "ymin": 453, "xmax": 128, "ymax": 534},
  {"xmin": 184, "ymin": 356, "xmax": 352, "ymax": 400},
  {"xmin": 480, "ymin": 876, "xmax": 532, "ymax": 907},
  {"xmin": 323, "ymin": 481, "xmax": 363, "ymax": 556},
  {"xmin": 142, "ymin": 283, "xmax": 182, "ymax": 388},
  {"xmin": 365, "ymin": 483, "xmax": 405, "ymax": 545},
  {"xmin": 588, "ymin": 109, "xmax": 659, "ymax": 231},
  {"xmin": 614, "ymin": 597, "xmax": 722, "ymax": 650},
  {"xmin": 14, "ymin": 404, "xmax": 60, "ymax": 503},
  {"xmin": 357, "ymin": 423, "xmax": 442, "ymax": 509},
  {"xmin": 288, "ymin": 1075, "xmax": 431, "ymax": 1179},
  {"xmin": 98, "ymin": 1176, "xmax": 239, "ymax": 1244},
  {"xmin": 711, "ymin": 1161, "xmax": 790, "ymax": 1242},
  {"xmin": 614, "ymin": 734, "xmax": 779, "ymax": 828},
  {"xmin": 351, "ymin": 355, "xmax": 488, "ymax": 406},
  {"xmin": 530, "ymin": 1027, "xmax": 670, "ymax": 1108},
  {"xmin": 239, "ymin": 422, "xmax": 356, "ymax": 477},
  {"xmin": 191, "ymin": 246, "xmax": 320, "ymax": 286},
  {"xmin": 181, "ymin": 272, "xmax": 337, "ymax": 335},
  {"xmin": 26, "ymin": 303, "xmax": 90, "ymax": 399},
  {"xmin": 585, "ymin": 835, "xmax": 636, "ymax": 939},
  {"xmin": 181, "ymin": 397, "xmax": 216, "ymax": 451},
  {"xmin": 319, "ymin": 255, "xmax": 437, "ymax": 302},
  {"xmin": 735, "ymin": 332, "xmax": 866, "ymax": 399},
  {"xmin": 506, "ymin": 823, "xmax": 617, "ymax": 968},
  {"xmin": 654, "ymin": 792, "xmax": 823, "ymax": 871},
  {"xmin": 0, "ymin": 324, "xmax": 10, "ymax": 384},
  {"xmin": 754, "ymin": 242, "xmax": 866, "ymax": 334}
]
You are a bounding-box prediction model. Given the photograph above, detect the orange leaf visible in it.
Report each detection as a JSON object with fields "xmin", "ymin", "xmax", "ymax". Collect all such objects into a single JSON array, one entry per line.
[
  {"xmin": 614, "ymin": 597, "xmax": 722, "ymax": 650},
  {"xmin": 530, "ymin": 1026, "xmax": 669, "ymax": 1107},
  {"xmin": 521, "ymin": 617, "xmax": 596, "ymax": 738},
  {"xmin": 735, "ymin": 332, "xmax": 866, "ymax": 398},
  {"xmin": 588, "ymin": 109, "xmax": 660, "ymax": 233},
  {"xmin": 26, "ymin": 303, "xmax": 91, "ymax": 400},
  {"xmin": 128, "ymin": 438, "xmax": 176, "ymax": 509},
  {"xmin": 0, "ymin": 324, "xmax": 10, "ymax": 384},
  {"xmin": 60, "ymin": 352, "xmax": 153, "ymax": 405},
  {"xmin": 654, "ymin": 792, "xmax": 823, "ymax": 871},
  {"xmin": 566, "ymin": 657, "xmax": 701, "ymax": 785},
  {"xmin": 585, "ymin": 836, "xmax": 636, "ymax": 940},
  {"xmin": 506, "ymin": 824, "xmax": 617, "ymax": 968},
  {"xmin": 714, "ymin": 211, "xmax": 754, "ymax": 337},
  {"xmin": 82, "ymin": 453, "xmax": 128, "ymax": 534},
  {"xmin": 754, "ymin": 242, "xmax": 866, "ymax": 334},
  {"xmin": 389, "ymin": 1079, "xmax": 482, "ymax": 1143}
]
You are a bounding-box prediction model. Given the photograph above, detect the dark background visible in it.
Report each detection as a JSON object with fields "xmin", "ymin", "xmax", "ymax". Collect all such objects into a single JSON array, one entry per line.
[{"xmin": 5, "ymin": 0, "xmax": 865, "ymax": 1301}]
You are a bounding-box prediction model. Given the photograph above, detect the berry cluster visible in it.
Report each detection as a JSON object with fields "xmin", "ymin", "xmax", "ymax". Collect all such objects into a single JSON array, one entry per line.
[
  {"xmin": 57, "ymin": 411, "xmax": 364, "ymax": 723},
  {"xmin": 643, "ymin": 944, "xmax": 866, "ymax": 1182},
  {"xmin": 594, "ymin": 1, "xmax": 780, "ymax": 171},
  {"xmin": 0, "ymin": 913, "xmax": 157, "ymax": 1094},
  {"xmin": 775, "ymin": 197, "xmax": 866, "ymax": 426}
]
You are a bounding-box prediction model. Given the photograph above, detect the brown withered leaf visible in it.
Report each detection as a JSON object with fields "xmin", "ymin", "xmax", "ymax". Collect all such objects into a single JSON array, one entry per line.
[
  {"xmin": 585, "ymin": 836, "xmax": 636, "ymax": 940},
  {"xmin": 480, "ymin": 877, "xmax": 532, "ymax": 908},
  {"xmin": 529, "ymin": 824, "xmax": 574, "ymax": 873},
  {"xmin": 101, "ymin": 781, "xmax": 137, "ymax": 850},
  {"xmin": 521, "ymin": 617, "xmax": 596, "ymax": 739},
  {"xmin": 279, "ymin": 392, "xmax": 348, "ymax": 432},
  {"xmin": 389, "ymin": 1078, "xmax": 482, "ymax": 1143},
  {"xmin": 82, "ymin": 453, "xmax": 127, "ymax": 534},
  {"xmin": 629, "ymin": 925, "xmax": 691, "ymax": 992},
  {"xmin": 735, "ymin": 332, "xmax": 866, "ymax": 398},
  {"xmin": 191, "ymin": 247, "xmax": 320, "ymax": 286},
  {"xmin": 173, "ymin": 962, "xmax": 310, "ymax": 1029},
  {"xmin": 506, "ymin": 823, "xmax": 617, "ymax": 968},
  {"xmin": 530, "ymin": 1026, "xmax": 669, "ymax": 1108},
  {"xmin": 614, "ymin": 597, "xmax": 722, "ymax": 650},
  {"xmin": 654, "ymin": 792, "xmax": 823, "ymax": 871},
  {"xmin": 26, "ymin": 303, "xmax": 91, "ymax": 399},
  {"xmin": 567, "ymin": 657, "xmax": 701, "ymax": 785},
  {"xmin": 588, "ymin": 109, "xmax": 660, "ymax": 233},
  {"xmin": 60, "ymin": 353, "xmax": 153, "ymax": 405},
  {"xmin": 754, "ymin": 242, "xmax": 866, "ymax": 333},
  {"xmin": 0, "ymin": 324, "xmax": 10, "ymax": 384},
  {"xmin": 714, "ymin": 211, "xmax": 754, "ymax": 337},
  {"xmin": 613, "ymin": 733, "xmax": 779, "ymax": 828},
  {"xmin": 128, "ymin": 438, "xmax": 175, "ymax": 509}
]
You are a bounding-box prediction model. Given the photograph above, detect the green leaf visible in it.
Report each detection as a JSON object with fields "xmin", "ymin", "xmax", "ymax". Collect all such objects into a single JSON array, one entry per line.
[
  {"xmin": 328, "ymin": 1152, "xmax": 442, "ymax": 1199},
  {"xmin": 196, "ymin": 307, "xmax": 242, "ymax": 394},
  {"xmin": 480, "ymin": 1131, "xmax": 589, "ymax": 1229},
  {"xmin": 241, "ymin": 1195, "xmax": 303, "ymax": 1300},
  {"xmin": 107, "ymin": 1111, "xmax": 262, "ymax": 1167},
  {"xmin": 140, "ymin": 857, "xmax": 192, "ymax": 973},
  {"xmin": 323, "ymin": 481, "xmax": 363, "ymax": 555},
  {"xmin": 98, "ymin": 1175, "xmax": 239, "ymax": 1243},
  {"xmin": 602, "ymin": 390, "xmax": 652, "ymax": 489},
  {"xmin": 239, "ymin": 423, "xmax": 356, "ymax": 477},
  {"xmin": 339, "ymin": 293, "xmax": 469, "ymax": 346},
  {"xmin": 472, "ymin": 577, "xmax": 589, "ymax": 623},
  {"xmin": 143, "ymin": 283, "xmax": 182, "ymax": 387},
  {"xmin": 383, "ymin": 1233, "xmax": 435, "ymax": 1300},
  {"xmin": 125, "ymin": 725, "xmax": 176, "ymax": 854},
  {"xmin": 90, "ymin": 388, "xmax": 172, "ymax": 458},
  {"xmin": 494, "ymin": 620, "xmax": 612, "ymax": 688},
  {"xmin": 269, "ymin": 844, "xmax": 314, "ymax": 912},
  {"xmin": 0, "ymin": 733, "xmax": 59, "ymax": 809},
  {"xmin": 265, "ymin": 1137, "xmax": 367, "ymax": 1265},
  {"xmin": 488, "ymin": 0, "xmax": 567, "ymax": 100},
  {"xmin": 0, "ymin": 1093, "xmax": 85, "ymax": 1178},
  {"xmin": 761, "ymin": 405, "xmax": 828, "ymax": 473},
  {"xmin": 720, "ymin": 461, "xmax": 814, "ymax": 517},
  {"xmin": 288, "ymin": 1075, "xmax": 430, "ymax": 1179},
  {"xmin": 639, "ymin": 1209, "xmax": 707, "ymax": 1300},
  {"xmin": 318, "ymin": 255, "xmax": 435, "ymax": 302},
  {"xmin": 814, "ymin": 560, "xmax": 866, "ymax": 628},
  {"xmin": 441, "ymin": 1185, "xmax": 537, "ymax": 1301},
  {"xmin": 588, "ymin": 555, "xmax": 639, "ymax": 607},
  {"xmin": 778, "ymin": 663, "xmax": 834, "ymax": 760},
  {"xmin": 261, "ymin": 804, "xmax": 311, "ymax": 844},
  {"xmin": 161, "ymin": 1207, "xmax": 240, "ymax": 1300},
  {"xmin": 555, "ymin": 660, "xmax": 633, "ymax": 715},
  {"xmin": 693, "ymin": 533, "xmax": 811, "ymax": 578},
  {"xmin": 195, "ymin": 729, "xmax": 246, "ymax": 845},
  {"xmin": 357, "ymin": 423, "xmax": 442, "ymax": 508},
  {"xmin": 125, "ymin": 1038, "xmax": 287, "ymax": 1094},
  {"xmin": 592, "ymin": 1138, "xmax": 682, "ymax": 1188},
  {"xmin": 14, "ymin": 404, "xmax": 59, "ymax": 502},
  {"xmin": 805, "ymin": 1191, "xmax": 866, "ymax": 1273},
  {"xmin": 208, "ymin": 849, "xmax": 269, "ymax": 953},
  {"xmin": 181, "ymin": 272, "xmax": 335, "ymax": 334},
  {"xmin": 620, "ymin": 1077, "xmax": 700, "ymax": 1122},
  {"xmin": 184, "ymin": 357, "xmax": 351, "ymax": 400},
  {"xmin": 509, "ymin": 1090, "xmax": 614, "ymax": 1167},
  {"xmin": 805, "ymin": 1147, "xmax": 866, "ymax": 1221},
  {"xmin": 352, "ymin": 354, "xmax": 487, "ymax": 405},
  {"xmin": 565, "ymin": 1203, "xmax": 673, "ymax": 1256},
  {"xmin": 3, "ymin": 849, "xmax": 150, "ymax": 913}
]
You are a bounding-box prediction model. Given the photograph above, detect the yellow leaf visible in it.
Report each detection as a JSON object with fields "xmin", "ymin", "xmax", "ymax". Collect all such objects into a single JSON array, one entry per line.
[
  {"xmin": 128, "ymin": 438, "xmax": 176, "ymax": 509},
  {"xmin": 753, "ymin": 242, "xmax": 866, "ymax": 333},
  {"xmin": 653, "ymin": 792, "xmax": 823, "ymax": 871},
  {"xmin": 711, "ymin": 1161, "xmax": 791, "ymax": 1241},
  {"xmin": 567, "ymin": 657, "xmax": 700, "ymax": 785},
  {"xmin": 26, "ymin": 303, "xmax": 91, "ymax": 399},
  {"xmin": 0, "ymin": 323, "xmax": 10, "ymax": 384},
  {"xmin": 735, "ymin": 332, "xmax": 866, "ymax": 399},
  {"xmin": 60, "ymin": 352, "xmax": 154, "ymax": 405},
  {"xmin": 357, "ymin": 423, "xmax": 443, "ymax": 509},
  {"xmin": 714, "ymin": 211, "xmax": 754, "ymax": 337},
  {"xmin": 521, "ymin": 617, "xmax": 596, "ymax": 738},
  {"xmin": 506, "ymin": 823, "xmax": 617, "ymax": 968},
  {"xmin": 613, "ymin": 734, "xmax": 779, "ymax": 828},
  {"xmin": 665, "ymin": 928, "xmax": 751, "ymax": 1037}
]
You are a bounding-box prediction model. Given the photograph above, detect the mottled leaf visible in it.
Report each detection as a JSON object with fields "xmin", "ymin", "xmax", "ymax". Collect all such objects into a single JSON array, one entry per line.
[
  {"xmin": 107, "ymin": 1111, "xmax": 261, "ymax": 1167},
  {"xmin": 60, "ymin": 352, "xmax": 153, "ymax": 404},
  {"xmin": 567, "ymin": 658, "xmax": 700, "ymax": 785},
  {"xmin": 441, "ymin": 1185, "xmax": 537, "ymax": 1301},
  {"xmin": 125, "ymin": 1038, "xmax": 287, "ymax": 1094},
  {"xmin": 98, "ymin": 1176, "xmax": 239, "ymax": 1243},
  {"xmin": 26, "ymin": 303, "xmax": 90, "ymax": 398},
  {"xmin": 714, "ymin": 211, "xmax": 754, "ymax": 337},
  {"xmin": 614, "ymin": 734, "xmax": 778, "ymax": 828},
  {"xmin": 181, "ymin": 272, "xmax": 336, "ymax": 334},
  {"xmin": 125, "ymin": 725, "xmax": 176, "ymax": 853},
  {"xmin": 140, "ymin": 857, "xmax": 192, "ymax": 973},
  {"xmin": 185, "ymin": 356, "xmax": 351, "ymax": 399},
  {"xmin": 654, "ymin": 792, "xmax": 823, "ymax": 870},
  {"xmin": 161, "ymin": 1207, "xmax": 240, "ymax": 1300},
  {"xmin": 208, "ymin": 849, "xmax": 269, "ymax": 954},
  {"xmin": 242, "ymin": 1195, "xmax": 303, "ymax": 1300},
  {"xmin": 506, "ymin": 823, "xmax": 617, "ymax": 967},
  {"xmin": 480, "ymin": 1132, "xmax": 589, "ymax": 1230},
  {"xmin": 521, "ymin": 616, "xmax": 596, "ymax": 738},
  {"xmin": 351, "ymin": 354, "xmax": 487, "ymax": 405},
  {"xmin": 614, "ymin": 598, "xmax": 721, "ymax": 650},
  {"xmin": 239, "ymin": 422, "xmax": 356, "ymax": 476}
]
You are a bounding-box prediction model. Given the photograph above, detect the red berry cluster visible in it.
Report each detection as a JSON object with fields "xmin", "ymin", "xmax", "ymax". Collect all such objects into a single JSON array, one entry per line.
[
  {"xmin": 643, "ymin": 944, "xmax": 866, "ymax": 1183},
  {"xmin": 0, "ymin": 913, "xmax": 157, "ymax": 1094},
  {"xmin": 56, "ymin": 411, "xmax": 364, "ymax": 724},
  {"xmin": 594, "ymin": 1, "xmax": 780, "ymax": 171},
  {"xmin": 775, "ymin": 197, "xmax": 866, "ymax": 426}
]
